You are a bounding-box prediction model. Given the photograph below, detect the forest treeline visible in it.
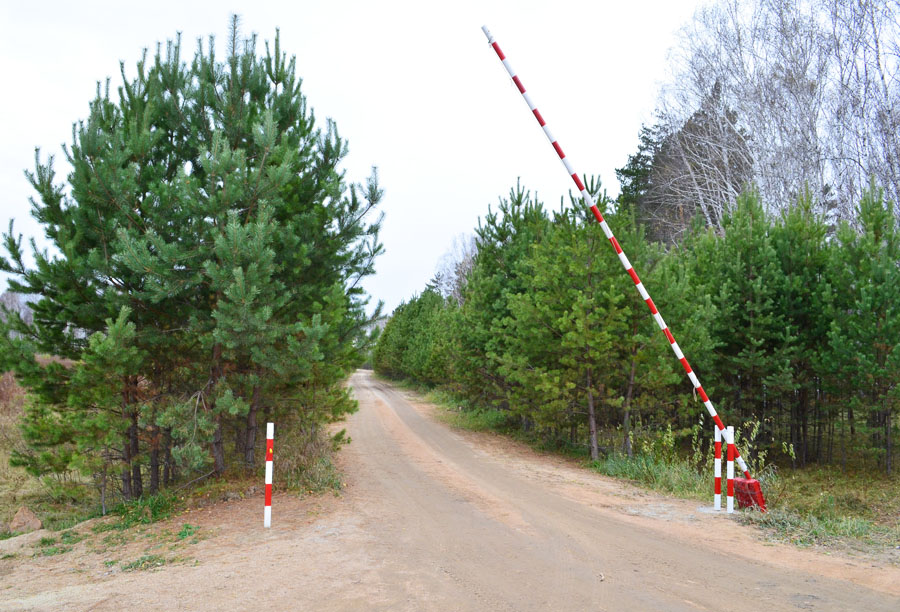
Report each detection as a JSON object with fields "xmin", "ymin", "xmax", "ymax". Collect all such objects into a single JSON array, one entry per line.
[
  {"xmin": 374, "ymin": 182, "xmax": 899, "ymax": 474},
  {"xmin": 0, "ymin": 22, "xmax": 382, "ymax": 510},
  {"xmin": 374, "ymin": 0, "xmax": 900, "ymax": 476}
]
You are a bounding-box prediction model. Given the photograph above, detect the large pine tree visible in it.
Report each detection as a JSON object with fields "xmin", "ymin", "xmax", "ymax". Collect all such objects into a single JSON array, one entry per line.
[{"xmin": 0, "ymin": 18, "xmax": 382, "ymax": 502}]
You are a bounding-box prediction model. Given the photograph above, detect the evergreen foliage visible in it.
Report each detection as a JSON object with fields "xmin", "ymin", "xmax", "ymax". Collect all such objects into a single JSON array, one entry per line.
[
  {"xmin": 0, "ymin": 20, "xmax": 383, "ymax": 504},
  {"xmin": 498, "ymin": 205, "xmax": 629, "ymax": 460},
  {"xmin": 375, "ymin": 179, "xmax": 898, "ymax": 474}
]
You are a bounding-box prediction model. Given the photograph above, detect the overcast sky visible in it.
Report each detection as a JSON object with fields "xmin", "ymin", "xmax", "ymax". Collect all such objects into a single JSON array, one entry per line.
[{"xmin": 0, "ymin": 0, "xmax": 702, "ymax": 315}]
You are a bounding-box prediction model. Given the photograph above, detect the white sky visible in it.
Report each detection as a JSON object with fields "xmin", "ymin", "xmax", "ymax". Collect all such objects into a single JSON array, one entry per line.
[{"xmin": 0, "ymin": 0, "xmax": 702, "ymax": 315}]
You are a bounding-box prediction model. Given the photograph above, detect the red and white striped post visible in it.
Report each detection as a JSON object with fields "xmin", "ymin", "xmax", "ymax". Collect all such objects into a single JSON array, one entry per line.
[
  {"xmin": 481, "ymin": 26, "xmax": 752, "ymax": 480},
  {"xmin": 726, "ymin": 426, "xmax": 735, "ymax": 514},
  {"xmin": 714, "ymin": 426, "xmax": 722, "ymax": 510},
  {"xmin": 264, "ymin": 422, "xmax": 274, "ymax": 528}
]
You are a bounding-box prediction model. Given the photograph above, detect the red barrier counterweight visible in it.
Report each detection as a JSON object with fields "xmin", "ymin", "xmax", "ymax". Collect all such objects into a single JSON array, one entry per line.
[
  {"xmin": 734, "ymin": 478, "xmax": 767, "ymax": 512},
  {"xmin": 481, "ymin": 25, "xmax": 752, "ymax": 480},
  {"xmin": 264, "ymin": 422, "xmax": 274, "ymax": 528}
]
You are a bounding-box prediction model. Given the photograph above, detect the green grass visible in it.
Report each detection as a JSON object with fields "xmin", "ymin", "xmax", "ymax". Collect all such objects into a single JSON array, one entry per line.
[
  {"xmin": 439, "ymin": 405, "xmax": 517, "ymax": 432},
  {"xmin": 100, "ymin": 532, "xmax": 128, "ymax": 548},
  {"xmin": 735, "ymin": 466, "xmax": 900, "ymax": 549},
  {"xmin": 590, "ymin": 453, "xmax": 709, "ymax": 498},
  {"xmin": 176, "ymin": 524, "xmax": 197, "ymax": 540},
  {"xmin": 59, "ymin": 530, "xmax": 85, "ymax": 545},
  {"xmin": 770, "ymin": 467, "xmax": 900, "ymax": 525},
  {"xmin": 738, "ymin": 506, "xmax": 900, "ymax": 548},
  {"xmin": 90, "ymin": 521, "xmax": 120, "ymax": 534},
  {"xmin": 112, "ymin": 493, "xmax": 176, "ymax": 529},
  {"xmin": 34, "ymin": 535, "xmax": 74, "ymax": 557},
  {"xmin": 121, "ymin": 554, "xmax": 167, "ymax": 571}
]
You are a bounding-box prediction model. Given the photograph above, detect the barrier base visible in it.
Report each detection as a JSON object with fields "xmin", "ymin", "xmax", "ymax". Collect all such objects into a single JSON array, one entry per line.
[{"xmin": 734, "ymin": 478, "xmax": 766, "ymax": 512}]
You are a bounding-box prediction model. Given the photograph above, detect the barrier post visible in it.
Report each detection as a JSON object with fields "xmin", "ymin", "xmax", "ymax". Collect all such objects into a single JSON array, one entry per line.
[
  {"xmin": 714, "ymin": 426, "xmax": 722, "ymax": 510},
  {"xmin": 726, "ymin": 426, "xmax": 735, "ymax": 514},
  {"xmin": 264, "ymin": 422, "xmax": 274, "ymax": 528}
]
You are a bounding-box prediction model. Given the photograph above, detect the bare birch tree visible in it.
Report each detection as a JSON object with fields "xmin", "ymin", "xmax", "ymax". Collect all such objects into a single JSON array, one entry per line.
[
  {"xmin": 645, "ymin": 81, "xmax": 754, "ymax": 242},
  {"xmin": 432, "ymin": 233, "xmax": 477, "ymax": 306},
  {"xmin": 654, "ymin": 0, "xmax": 900, "ymax": 223}
]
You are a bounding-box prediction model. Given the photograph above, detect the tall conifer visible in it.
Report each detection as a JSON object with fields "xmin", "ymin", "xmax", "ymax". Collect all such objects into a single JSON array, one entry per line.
[{"xmin": 1, "ymin": 18, "xmax": 382, "ymax": 501}]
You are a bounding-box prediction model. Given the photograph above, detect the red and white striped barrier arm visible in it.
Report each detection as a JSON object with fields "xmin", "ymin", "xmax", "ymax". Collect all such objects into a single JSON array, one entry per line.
[
  {"xmin": 714, "ymin": 426, "xmax": 722, "ymax": 510},
  {"xmin": 481, "ymin": 26, "xmax": 751, "ymax": 479},
  {"xmin": 264, "ymin": 422, "xmax": 274, "ymax": 528},
  {"xmin": 726, "ymin": 426, "xmax": 735, "ymax": 513}
]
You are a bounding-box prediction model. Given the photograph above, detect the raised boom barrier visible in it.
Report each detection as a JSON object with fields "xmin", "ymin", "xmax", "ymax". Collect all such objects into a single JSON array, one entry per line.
[{"xmin": 481, "ymin": 25, "xmax": 753, "ymax": 481}]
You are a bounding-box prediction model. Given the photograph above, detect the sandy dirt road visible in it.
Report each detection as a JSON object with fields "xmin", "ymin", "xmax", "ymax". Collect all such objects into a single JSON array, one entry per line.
[{"xmin": 1, "ymin": 370, "xmax": 898, "ymax": 610}]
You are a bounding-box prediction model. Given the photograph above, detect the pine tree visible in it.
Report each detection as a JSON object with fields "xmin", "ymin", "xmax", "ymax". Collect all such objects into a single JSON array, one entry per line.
[
  {"xmin": 455, "ymin": 182, "xmax": 550, "ymax": 408},
  {"xmin": 822, "ymin": 185, "xmax": 900, "ymax": 473},
  {"xmin": 1, "ymin": 19, "xmax": 382, "ymax": 502},
  {"xmin": 680, "ymin": 192, "xmax": 789, "ymax": 426},
  {"xmin": 604, "ymin": 204, "xmax": 686, "ymax": 457},
  {"xmin": 769, "ymin": 191, "xmax": 831, "ymax": 465},
  {"xmin": 498, "ymin": 204, "xmax": 629, "ymax": 460}
]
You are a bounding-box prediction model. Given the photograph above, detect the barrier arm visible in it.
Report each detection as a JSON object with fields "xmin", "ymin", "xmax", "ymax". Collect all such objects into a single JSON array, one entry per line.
[{"xmin": 480, "ymin": 25, "xmax": 753, "ymax": 480}]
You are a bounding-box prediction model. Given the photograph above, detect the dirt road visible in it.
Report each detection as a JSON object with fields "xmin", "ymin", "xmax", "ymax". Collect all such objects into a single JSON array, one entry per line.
[{"xmin": 2, "ymin": 370, "xmax": 898, "ymax": 610}]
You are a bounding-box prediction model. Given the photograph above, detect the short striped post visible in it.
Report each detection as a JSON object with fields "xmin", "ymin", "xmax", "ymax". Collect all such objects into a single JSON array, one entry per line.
[
  {"xmin": 726, "ymin": 426, "xmax": 735, "ymax": 514},
  {"xmin": 481, "ymin": 26, "xmax": 752, "ymax": 481},
  {"xmin": 264, "ymin": 422, "xmax": 274, "ymax": 528},
  {"xmin": 714, "ymin": 426, "xmax": 722, "ymax": 510}
]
